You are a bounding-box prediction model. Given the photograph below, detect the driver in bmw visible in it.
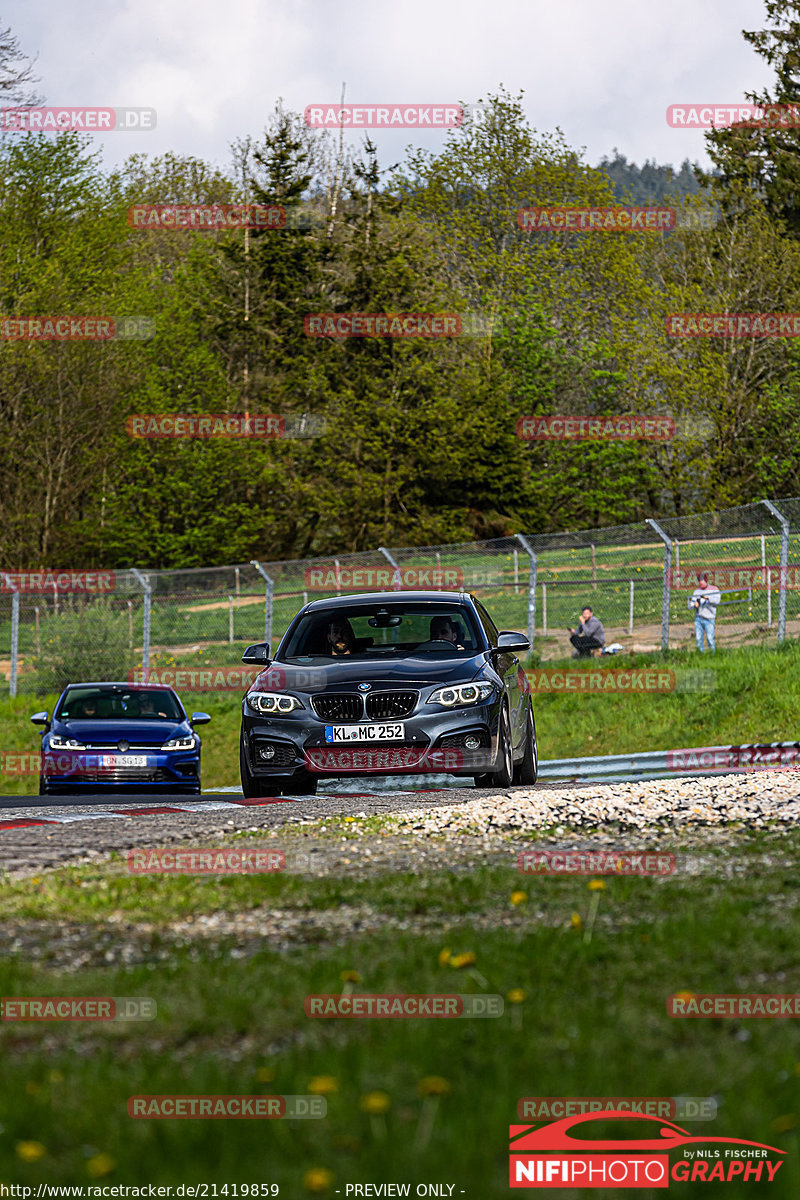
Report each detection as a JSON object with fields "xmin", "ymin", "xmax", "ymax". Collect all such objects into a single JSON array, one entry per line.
[{"xmin": 429, "ymin": 615, "xmax": 465, "ymax": 649}]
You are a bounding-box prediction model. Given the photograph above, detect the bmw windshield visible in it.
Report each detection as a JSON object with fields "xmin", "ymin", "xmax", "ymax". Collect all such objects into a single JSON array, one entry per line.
[{"xmin": 279, "ymin": 603, "xmax": 483, "ymax": 660}]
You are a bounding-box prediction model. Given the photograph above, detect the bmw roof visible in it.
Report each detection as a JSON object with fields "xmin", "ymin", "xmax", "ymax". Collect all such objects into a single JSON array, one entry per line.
[{"xmin": 303, "ymin": 590, "xmax": 471, "ymax": 611}]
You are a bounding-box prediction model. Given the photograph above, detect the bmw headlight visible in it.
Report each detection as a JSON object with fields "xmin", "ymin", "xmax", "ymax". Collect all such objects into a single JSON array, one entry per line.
[
  {"xmin": 247, "ymin": 692, "xmax": 304, "ymax": 714},
  {"xmin": 161, "ymin": 734, "xmax": 197, "ymax": 751},
  {"xmin": 428, "ymin": 682, "xmax": 495, "ymax": 707},
  {"xmin": 48, "ymin": 734, "xmax": 85, "ymax": 750}
]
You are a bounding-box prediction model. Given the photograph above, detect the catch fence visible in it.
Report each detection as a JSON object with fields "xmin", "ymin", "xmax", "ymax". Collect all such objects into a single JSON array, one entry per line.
[{"xmin": 3, "ymin": 498, "xmax": 800, "ymax": 696}]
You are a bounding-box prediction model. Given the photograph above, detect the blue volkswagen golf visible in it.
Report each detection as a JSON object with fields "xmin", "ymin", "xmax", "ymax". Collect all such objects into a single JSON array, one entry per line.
[{"xmin": 30, "ymin": 682, "xmax": 210, "ymax": 795}]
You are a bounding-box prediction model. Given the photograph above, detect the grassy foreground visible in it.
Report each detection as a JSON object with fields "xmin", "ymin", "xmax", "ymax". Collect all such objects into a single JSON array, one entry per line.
[
  {"xmin": 0, "ymin": 826, "xmax": 798, "ymax": 1194},
  {"xmin": 1, "ymin": 643, "xmax": 799, "ymax": 793}
]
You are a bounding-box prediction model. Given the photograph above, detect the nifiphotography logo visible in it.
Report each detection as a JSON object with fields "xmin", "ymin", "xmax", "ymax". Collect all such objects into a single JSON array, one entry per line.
[{"xmin": 508, "ymin": 1111, "xmax": 785, "ymax": 1187}]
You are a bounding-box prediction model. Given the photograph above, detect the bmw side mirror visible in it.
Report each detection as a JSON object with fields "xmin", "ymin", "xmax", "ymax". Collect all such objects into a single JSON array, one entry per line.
[
  {"xmin": 30, "ymin": 710, "xmax": 50, "ymax": 728},
  {"xmin": 497, "ymin": 631, "xmax": 530, "ymax": 654},
  {"xmin": 242, "ymin": 643, "xmax": 270, "ymax": 664},
  {"xmin": 190, "ymin": 712, "xmax": 211, "ymax": 726}
]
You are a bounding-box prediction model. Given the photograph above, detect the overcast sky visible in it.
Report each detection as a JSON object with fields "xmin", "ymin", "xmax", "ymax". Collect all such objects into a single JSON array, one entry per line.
[{"xmin": 2, "ymin": 0, "xmax": 776, "ymax": 178}]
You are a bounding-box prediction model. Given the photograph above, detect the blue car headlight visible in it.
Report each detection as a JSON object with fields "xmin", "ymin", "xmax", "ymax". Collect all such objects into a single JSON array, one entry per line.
[
  {"xmin": 428, "ymin": 682, "xmax": 495, "ymax": 707},
  {"xmin": 161, "ymin": 734, "xmax": 197, "ymax": 751},
  {"xmin": 48, "ymin": 734, "xmax": 85, "ymax": 750},
  {"xmin": 247, "ymin": 692, "xmax": 304, "ymax": 714}
]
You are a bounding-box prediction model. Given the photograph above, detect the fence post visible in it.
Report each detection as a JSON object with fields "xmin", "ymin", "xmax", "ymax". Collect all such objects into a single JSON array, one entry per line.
[
  {"xmin": 629, "ymin": 579, "xmax": 634, "ymax": 636},
  {"xmin": 762, "ymin": 500, "xmax": 789, "ymax": 644},
  {"xmin": 541, "ymin": 583, "xmax": 547, "ymax": 635},
  {"xmin": 513, "ymin": 548, "xmax": 519, "ymax": 594},
  {"xmin": 3, "ymin": 575, "xmax": 20, "ymax": 698},
  {"xmin": 130, "ymin": 569, "xmax": 152, "ymax": 681},
  {"xmin": 515, "ymin": 534, "xmax": 537, "ymax": 649},
  {"xmin": 646, "ymin": 519, "xmax": 672, "ymax": 653},
  {"xmin": 229, "ymin": 595, "xmax": 234, "ymax": 644},
  {"xmin": 250, "ymin": 561, "xmax": 274, "ymax": 647},
  {"xmin": 378, "ymin": 546, "xmax": 402, "ymax": 592},
  {"xmin": 34, "ymin": 605, "xmax": 40, "ymax": 658}
]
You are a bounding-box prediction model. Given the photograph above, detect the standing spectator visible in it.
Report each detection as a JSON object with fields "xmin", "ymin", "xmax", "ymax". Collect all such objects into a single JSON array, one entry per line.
[
  {"xmin": 689, "ymin": 573, "xmax": 721, "ymax": 652},
  {"xmin": 568, "ymin": 606, "xmax": 606, "ymax": 658}
]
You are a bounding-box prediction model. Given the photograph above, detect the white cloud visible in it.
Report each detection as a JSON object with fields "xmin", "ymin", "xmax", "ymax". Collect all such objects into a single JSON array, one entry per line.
[{"xmin": 3, "ymin": 0, "xmax": 775, "ymax": 174}]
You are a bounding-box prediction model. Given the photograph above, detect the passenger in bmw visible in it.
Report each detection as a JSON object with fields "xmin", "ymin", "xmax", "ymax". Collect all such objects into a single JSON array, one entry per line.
[{"xmin": 327, "ymin": 619, "xmax": 355, "ymax": 656}]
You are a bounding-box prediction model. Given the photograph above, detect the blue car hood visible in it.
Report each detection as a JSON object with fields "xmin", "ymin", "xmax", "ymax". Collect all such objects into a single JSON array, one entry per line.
[{"xmin": 50, "ymin": 719, "xmax": 190, "ymax": 742}]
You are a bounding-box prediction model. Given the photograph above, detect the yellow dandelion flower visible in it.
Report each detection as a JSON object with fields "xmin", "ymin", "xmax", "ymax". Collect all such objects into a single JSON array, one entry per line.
[
  {"xmin": 510, "ymin": 891, "xmax": 527, "ymax": 905},
  {"xmin": 303, "ymin": 1168, "xmax": 334, "ymax": 1192},
  {"xmin": 673, "ymin": 990, "xmax": 695, "ymax": 1003},
  {"xmin": 340, "ymin": 970, "xmax": 361, "ymax": 983},
  {"xmin": 449, "ymin": 952, "xmax": 476, "ymax": 969},
  {"xmin": 771, "ymin": 1114, "xmax": 796, "ymax": 1133},
  {"xmin": 255, "ymin": 1067, "xmax": 275, "ymax": 1083},
  {"xmin": 359, "ymin": 1091, "xmax": 390, "ymax": 1115},
  {"xmin": 48, "ymin": 1070, "xmax": 64, "ymax": 1083},
  {"xmin": 417, "ymin": 1076, "xmax": 450, "ymax": 1097},
  {"xmin": 16, "ymin": 1142, "xmax": 46, "ymax": 1163},
  {"xmin": 507, "ymin": 988, "xmax": 526, "ymax": 1004},
  {"xmin": 438, "ymin": 948, "xmax": 452, "ymax": 966},
  {"xmin": 87, "ymin": 1153, "xmax": 116, "ymax": 1178},
  {"xmin": 571, "ymin": 913, "xmax": 582, "ymax": 929},
  {"xmin": 308, "ymin": 1076, "xmax": 338, "ymax": 1095},
  {"xmin": 588, "ymin": 879, "xmax": 605, "ymax": 891}
]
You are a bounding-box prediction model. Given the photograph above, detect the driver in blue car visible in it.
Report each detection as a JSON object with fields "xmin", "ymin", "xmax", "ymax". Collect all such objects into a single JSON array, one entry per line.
[{"xmin": 430, "ymin": 615, "xmax": 465, "ymax": 649}]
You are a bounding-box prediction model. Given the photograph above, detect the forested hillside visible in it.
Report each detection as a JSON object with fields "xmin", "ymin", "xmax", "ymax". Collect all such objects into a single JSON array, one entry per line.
[{"xmin": 2, "ymin": 10, "xmax": 800, "ymax": 569}]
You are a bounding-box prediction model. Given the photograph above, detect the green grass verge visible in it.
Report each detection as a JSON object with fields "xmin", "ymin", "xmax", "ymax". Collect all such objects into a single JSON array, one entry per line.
[{"xmin": 0, "ymin": 833, "xmax": 798, "ymax": 1193}]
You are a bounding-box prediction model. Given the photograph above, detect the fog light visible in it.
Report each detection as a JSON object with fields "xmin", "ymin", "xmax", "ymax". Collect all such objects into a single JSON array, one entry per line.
[
  {"xmin": 258, "ymin": 745, "xmax": 276, "ymax": 761},
  {"xmin": 464, "ymin": 735, "xmax": 481, "ymax": 750}
]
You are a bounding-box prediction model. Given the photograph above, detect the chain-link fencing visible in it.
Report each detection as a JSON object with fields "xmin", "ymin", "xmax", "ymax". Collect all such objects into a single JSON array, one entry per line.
[{"xmin": 3, "ymin": 498, "xmax": 800, "ymax": 696}]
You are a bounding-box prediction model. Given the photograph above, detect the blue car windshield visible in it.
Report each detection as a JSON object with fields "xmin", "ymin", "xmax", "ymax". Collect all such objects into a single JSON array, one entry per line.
[
  {"xmin": 57, "ymin": 687, "xmax": 183, "ymax": 722},
  {"xmin": 280, "ymin": 603, "xmax": 481, "ymax": 659}
]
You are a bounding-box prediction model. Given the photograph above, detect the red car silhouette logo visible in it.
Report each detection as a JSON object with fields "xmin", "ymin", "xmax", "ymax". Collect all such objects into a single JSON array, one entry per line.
[{"xmin": 510, "ymin": 1110, "xmax": 785, "ymax": 1154}]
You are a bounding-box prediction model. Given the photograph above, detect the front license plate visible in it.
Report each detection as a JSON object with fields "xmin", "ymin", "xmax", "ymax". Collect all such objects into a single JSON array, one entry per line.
[
  {"xmin": 99, "ymin": 754, "xmax": 148, "ymax": 767},
  {"xmin": 325, "ymin": 723, "xmax": 405, "ymax": 743}
]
